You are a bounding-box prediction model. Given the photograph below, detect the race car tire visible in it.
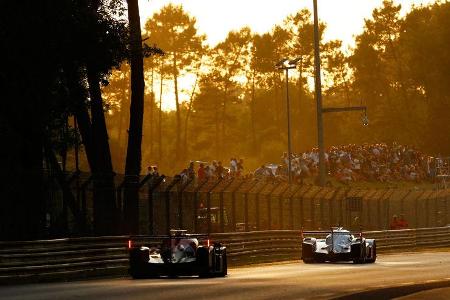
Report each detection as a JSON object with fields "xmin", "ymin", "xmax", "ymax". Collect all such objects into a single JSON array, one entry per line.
[
  {"xmin": 302, "ymin": 257, "xmax": 316, "ymax": 264},
  {"xmin": 366, "ymin": 241, "xmax": 377, "ymax": 263},
  {"xmin": 129, "ymin": 247, "xmax": 150, "ymax": 279},
  {"xmin": 302, "ymin": 242, "xmax": 316, "ymax": 263},
  {"xmin": 197, "ymin": 247, "xmax": 212, "ymax": 278},
  {"xmin": 351, "ymin": 242, "xmax": 365, "ymax": 264},
  {"xmin": 218, "ymin": 250, "xmax": 228, "ymax": 277}
]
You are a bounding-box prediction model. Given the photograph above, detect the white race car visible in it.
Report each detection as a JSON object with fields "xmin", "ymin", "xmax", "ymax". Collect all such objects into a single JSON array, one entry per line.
[
  {"xmin": 301, "ymin": 227, "xmax": 376, "ymax": 264},
  {"xmin": 128, "ymin": 230, "xmax": 227, "ymax": 278}
]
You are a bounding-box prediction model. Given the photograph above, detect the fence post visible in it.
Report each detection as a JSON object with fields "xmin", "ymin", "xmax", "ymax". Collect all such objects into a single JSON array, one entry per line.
[
  {"xmin": 267, "ymin": 191, "xmax": 272, "ymax": 230},
  {"xmin": 244, "ymin": 180, "xmax": 260, "ymax": 232},
  {"xmin": 286, "ymin": 185, "xmax": 301, "ymax": 229},
  {"xmin": 445, "ymin": 191, "xmax": 449, "ymax": 226},
  {"xmin": 279, "ymin": 196, "xmax": 283, "ymax": 229},
  {"xmin": 279, "ymin": 184, "xmax": 294, "ymax": 229},
  {"xmin": 80, "ymin": 175, "xmax": 93, "ymax": 234},
  {"xmin": 255, "ymin": 182, "xmax": 276, "ymax": 231},
  {"xmin": 255, "ymin": 190, "xmax": 260, "ymax": 231},
  {"xmin": 219, "ymin": 179, "xmax": 234, "ymax": 233},
  {"xmin": 377, "ymin": 195, "xmax": 382, "ymax": 229},
  {"xmin": 207, "ymin": 179, "xmax": 223, "ymax": 234},
  {"xmin": 341, "ymin": 189, "xmax": 350, "ymax": 227},
  {"xmin": 253, "ymin": 182, "xmax": 268, "ymax": 231},
  {"xmin": 193, "ymin": 179, "xmax": 209, "ymax": 233},
  {"xmin": 230, "ymin": 180, "xmax": 246, "ymax": 232},
  {"xmin": 311, "ymin": 188, "xmax": 323, "ymax": 229},
  {"xmin": 425, "ymin": 192, "xmax": 430, "ymax": 228},
  {"xmin": 177, "ymin": 178, "xmax": 194, "ymax": 229},
  {"xmin": 329, "ymin": 188, "xmax": 341, "ymax": 228},
  {"xmin": 165, "ymin": 177, "xmax": 181, "ymax": 234},
  {"xmin": 297, "ymin": 186, "xmax": 313, "ymax": 229},
  {"xmin": 266, "ymin": 182, "xmax": 279, "ymax": 230},
  {"xmin": 278, "ymin": 185, "xmax": 290, "ymax": 229},
  {"xmin": 146, "ymin": 175, "xmax": 165, "ymax": 235}
]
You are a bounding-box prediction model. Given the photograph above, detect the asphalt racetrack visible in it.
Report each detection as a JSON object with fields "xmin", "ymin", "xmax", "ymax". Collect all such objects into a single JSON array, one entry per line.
[{"xmin": 1, "ymin": 250, "xmax": 450, "ymax": 300}]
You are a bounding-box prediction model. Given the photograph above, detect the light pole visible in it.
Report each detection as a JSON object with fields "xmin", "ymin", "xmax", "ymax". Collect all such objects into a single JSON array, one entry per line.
[
  {"xmin": 313, "ymin": 0, "xmax": 368, "ymax": 186},
  {"xmin": 276, "ymin": 57, "xmax": 301, "ymax": 184},
  {"xmin": 313, "ymin": 0, "xmax": 326, "ymax": 186}
]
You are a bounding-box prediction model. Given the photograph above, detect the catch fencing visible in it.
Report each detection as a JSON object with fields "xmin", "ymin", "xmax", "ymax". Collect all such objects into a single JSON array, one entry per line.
[
  {"xmin": 0, "ymin": 226, "xmax": 449, "ymax": 284},
  {"xmin": 45, "ymin": 173, "xmax": 450, "ymax": 237}
]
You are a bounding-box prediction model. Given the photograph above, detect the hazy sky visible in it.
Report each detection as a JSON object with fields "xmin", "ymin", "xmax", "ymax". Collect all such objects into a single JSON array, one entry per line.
[
  {"xmin": 138, "ymin": 0, "xmax": 437, "ymax": 49},
  {"xmin": 136, "ymin": 0, "xmax": 438, "ymax": 110}
]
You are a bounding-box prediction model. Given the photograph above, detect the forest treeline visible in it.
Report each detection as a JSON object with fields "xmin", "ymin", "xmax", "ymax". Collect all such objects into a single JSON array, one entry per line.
[
  {"xmin": 103, "ymin": 0, "xmax": 450, "ymax": 175},
  {"xmin": 1, "ymin": 0, "xmax": 449, "ymax": 239}
]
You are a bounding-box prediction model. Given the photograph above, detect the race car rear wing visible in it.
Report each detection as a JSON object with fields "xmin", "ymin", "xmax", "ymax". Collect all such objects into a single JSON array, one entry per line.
[
  {"xmin": 301, "ymin": 228, "xmax": 363, "ymax": 239},
  {"xmin": 127, "ymin": 231, "xmax": 212, "ymax": 250}
]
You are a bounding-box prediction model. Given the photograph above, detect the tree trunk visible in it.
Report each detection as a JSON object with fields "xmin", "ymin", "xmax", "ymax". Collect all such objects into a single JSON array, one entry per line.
[
  {"xmin": 158, "ymin": 59, "xmax": 164, "ymax": 164},
  {"xmin": 182, "ymin": 71, "xmax": 200, "ymax": 162},
  {"xmin": 173, "ymin": 52, "xmax": 182, "ymax": 160},
  {"xmin": 64, "ymin": 64, "xmax": 97, "ymax": 171},
  {"xmin": 220, "ymin": 87, "xmax": 228, "ymax": 159},
  {"xmin": 124, "ymin": 0, "xmax": 145, "ymax": 235},
  {"xmin": 87, "ymin": 68, "xmax": 117, "ymax": 235},
  {"xmin": 250, "ymin": 72, "xmax": 257, "ymax": 153},
  {"xmin": 149, "ymin": 66, "xmax": 155, "ymax": 160},
  {"xmin": 215, "ymin": 97, "xmax": 220, "ymax": 158}
]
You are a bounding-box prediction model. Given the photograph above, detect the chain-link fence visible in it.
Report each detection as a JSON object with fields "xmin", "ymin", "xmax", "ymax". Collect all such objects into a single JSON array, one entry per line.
[{"xmin": 44, "ymin": 173, "xmax": 450, "ymax": 237}]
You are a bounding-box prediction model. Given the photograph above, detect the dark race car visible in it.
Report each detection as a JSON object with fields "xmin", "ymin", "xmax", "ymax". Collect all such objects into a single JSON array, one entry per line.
[
  {"xmin": 128, "ymin": 229, "xmax": 227, "ymax": 278},
  {"xmin": 301, "ymin": 227, "xmax": 376, "ymax": 264}
]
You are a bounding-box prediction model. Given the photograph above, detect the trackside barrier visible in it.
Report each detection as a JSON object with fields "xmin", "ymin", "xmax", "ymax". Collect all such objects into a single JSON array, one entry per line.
[{"xmin": 0, "ymin": 226, "xmax": 449, "ymax": 284}]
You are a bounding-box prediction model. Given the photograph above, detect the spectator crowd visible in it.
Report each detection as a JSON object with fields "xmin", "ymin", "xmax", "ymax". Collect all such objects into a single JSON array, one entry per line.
[
  {"xmin": 175, "ymin": 158, "xmax": 246, "ymax": 183},
  {"xmin": 153, "ymin": 143, "xmax": 443, "ymax": 185},
  {"xmin": 255, "ymin": 143, "xmax": 440, "ymax": 184}
]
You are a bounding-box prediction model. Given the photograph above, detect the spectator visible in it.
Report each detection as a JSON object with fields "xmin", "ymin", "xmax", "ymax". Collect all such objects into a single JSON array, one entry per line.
[
  {"xmin": 390, "ymin": 215, "xmax": 401, "ymax": 230},
  {"xmin": 198, "ymin": 163, "xmax": 206, "ymax": 181},
  {"xmin": 254, "ymin": 165, "xmax": 266, "ymax": 178},
  {"xmin": 216, "ymin": 161, "xmax": 225, "ymax": 178},
  {"xmin": 205, "ymin": 165, "xmax": 213, "ymax": 179},
  {"xmin": 147, "ymin": 165, "xmax": 159, "ymax": 176},
  {"xmin": 230, "ymin": 158, "xmax": 237, "ymax": 175},
  {"xmin": 187, "ymin": 161, "xmax": 195, "ymax": 180},
  {"xmin": 152, "ymin": 166, "xmax": 159, "ymax": 177},
  {"xmin": 237, "ymin": 158, "xmax": 244, "ymax": 176},
  {"xmin": 210, "ymin": 161, "xmax": 217, "ymax": 174},
  {"xmin": 179, "ymin": 169, "xmax": 189, "ymax": 184},
  {"xmin": 147, "ymin": 166, "xmax": 153, "ymax": 175}
]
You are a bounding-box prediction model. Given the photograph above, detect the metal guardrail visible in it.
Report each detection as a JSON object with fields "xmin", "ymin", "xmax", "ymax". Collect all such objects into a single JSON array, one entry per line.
[{"xmin": 0, "ymin": 226, "xmax": 449, "ymax": 284}]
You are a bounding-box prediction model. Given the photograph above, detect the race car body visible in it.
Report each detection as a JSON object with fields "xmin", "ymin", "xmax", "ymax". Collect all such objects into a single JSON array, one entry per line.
[
  {"xmin": 301, "ymin": 227, "xmax": 376, "ymax": 264},
  {"xmin": 128, "ymin": 230, "xmax": 227, "ymax": 278}
]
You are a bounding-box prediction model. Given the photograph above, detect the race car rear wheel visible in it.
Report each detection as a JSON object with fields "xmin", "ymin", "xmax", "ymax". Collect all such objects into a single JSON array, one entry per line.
[
  {"xmin": 302, "ymin": 257, "xmax": 316, "ymax": 264},
  {"xmin": 129, "ymin": 247, "xmax": 150, "ymax": 279},
  {"xmin": 351, "ymin": 242, "xmax": 365, "ymax": 264},
  {"xmin": 218, "ymin": 250, "xmax": 227, "ymax": 277},
  {"xmin": 366, "ymin": 241, "xmax": 377, "ymax": 263},
  {"xmin": 301, "ymin": 243, "xmax": 316, "ymax": 263},
  {"xmin": 197, "ymin": 246, "xmax": 212, "ymax": 278}
]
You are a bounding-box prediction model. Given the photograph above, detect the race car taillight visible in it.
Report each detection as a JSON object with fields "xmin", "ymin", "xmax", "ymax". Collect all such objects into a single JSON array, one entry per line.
[{"xmin": 128, "ymin": 240, "xmax": 132, "ymax": 249}]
